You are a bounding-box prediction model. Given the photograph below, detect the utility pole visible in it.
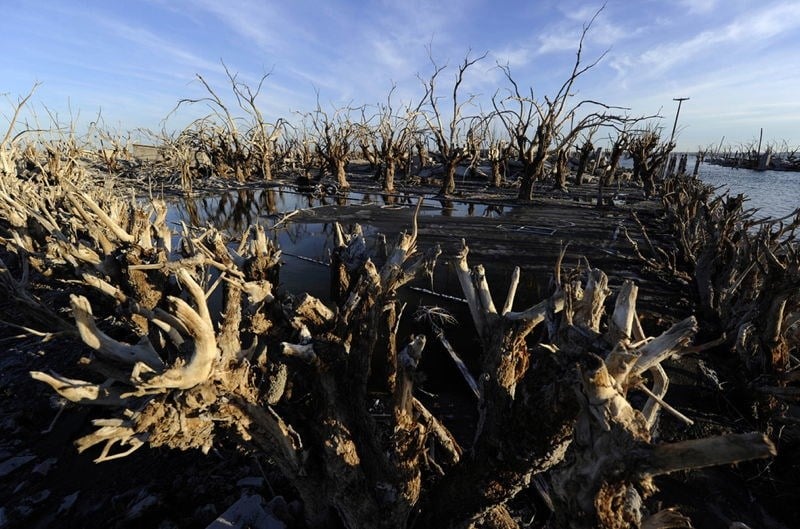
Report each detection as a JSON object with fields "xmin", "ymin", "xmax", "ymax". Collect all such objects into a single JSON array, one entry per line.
[
  {"xmin": 669, "ymin": 97, "xmax": 690, "ymax": 143},
  {"xmin": 663, "ymin": 97, "xmax": 689, "ymax": 178}
]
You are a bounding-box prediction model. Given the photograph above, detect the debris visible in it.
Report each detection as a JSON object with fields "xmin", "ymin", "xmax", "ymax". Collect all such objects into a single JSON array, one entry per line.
[
  {"xmin": 32, "ymin": 457, "xmax": 58, "ymax": 476},
  {"xmin": 236, "ymin": 476, "xmax": 264, "ymax": 489},
  {"xmin": 206, "ymin": 494, "xmax": 286, "ymax": 529},
  {"xmin": 125, "ymin": 490, "xmax": 160, "ymax": 521},
  {"xmin": 57, "ymin": 492, "xmax": 80, "ymax": 515},
  {"xmin": 0, "ymin": 454, "xmax": 35, "ymax": 478}
]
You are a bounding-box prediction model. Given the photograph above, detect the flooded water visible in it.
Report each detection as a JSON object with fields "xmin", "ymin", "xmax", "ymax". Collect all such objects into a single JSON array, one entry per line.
[
  {"xmin": 163, "ymin": 186, "xmax": 513, "ymax": 303},
  {"xmin": 164, "ymin": 186, "xmax": 493, "ymax": 412},
  {"xmin": 695, "ymin": 158, "xmax": 799, "ymax": 220},
  {"xmin": 617, "ymin": 155, "xmax": 799, "ymax": 219},
  {"xmin": 162, "ymin": 163, "xmax": 798, "ymax": 306},
  {"xmin": 159, "ymin": 170, "xmax": 794, "ymax": 412}
]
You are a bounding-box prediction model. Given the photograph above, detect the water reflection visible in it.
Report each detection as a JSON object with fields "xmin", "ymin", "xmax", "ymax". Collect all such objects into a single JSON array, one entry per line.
[
  {"xmin": 169, "ymin": 187, "xmax": 320, "ymax": 235},
  {"xmin": 164, "ymin": 186, "xmax": 557, "ymax": 327},
  {"xmin": 439, "ymin": 198, "xmax": 454, "ymax": 217},
  {"xmin": 483, "ymin": 204, "xmax": 503, "ymax": 218},
  {"xmin": 167, "ymin": 186, "xmax": 518, "ymax": 236}
]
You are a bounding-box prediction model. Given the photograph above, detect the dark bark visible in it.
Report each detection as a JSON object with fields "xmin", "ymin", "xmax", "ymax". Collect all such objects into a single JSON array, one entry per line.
[
  {"xmin": 384, "ymin": 158, "xmax": 397, "ymax": 194},
  {"xmin": 490, "ymin": 159, "xmax": 503, "ymax": 187},
  {"xmin": 597, "ymin": 136, "xmax": 626, "ymax": 207},
  {"xmin": 518, "ymin": 155, "xmax": 545, "ymax": 201},
  {"xmin": 440, "ymin": 159, "xmax": 458, "ymax": 195},
  {"xmin": 418, "ymin": 346, "xmax": 580, "ymax": 527},
  {"xmin": 574, "ymin": 141, "xmax": 593, "ymax": 186},
  {"xmin": 335, "ymin": 158, "xmax": 350, "ymax": 189},
  {"xmin": 553, "ymin": 148, "xmax": 569, "ymax": 192},
  {"xmin": 261, "ymin": 157, "xmax": 273, "ymax": 181}
]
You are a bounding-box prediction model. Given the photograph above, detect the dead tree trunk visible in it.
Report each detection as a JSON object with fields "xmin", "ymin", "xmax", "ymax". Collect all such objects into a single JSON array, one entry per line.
[
  {"xmin": 384, "ymin": 158, "xmax": 398, "ymax": 194},
  {"xmin": 0, "ymin": 166, "xmax": 779, "ymax": 529},
  {"xmin": 553, "ymin": 148, "xmax": 569, "ymax": 192},
  {"xmin": 487, "ymin": 140, "xmax": 508, "ymax": 187},
  {"xmin": 334, "ymin": 157, "xmax": 349, "ymax": 189},
  {"xmin": 441, "ymin": 158, "xmax": 459, "ymax": 195},
  {"xmin": 597, "ymin": 135, "xmax": 627, "ymax": 207},
  {"xmin": 574, "ymin": 140, "xmax": 594, "ymax": 186},
  {"xmin": 417, "ymin": 245, "xmax": 775, "ymax": 528}
]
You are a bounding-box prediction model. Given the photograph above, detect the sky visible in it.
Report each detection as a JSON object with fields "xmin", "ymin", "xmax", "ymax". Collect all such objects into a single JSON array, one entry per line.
[{"xmin": 1, "ymin": 0, "xmax": 799, "ymax": 151}]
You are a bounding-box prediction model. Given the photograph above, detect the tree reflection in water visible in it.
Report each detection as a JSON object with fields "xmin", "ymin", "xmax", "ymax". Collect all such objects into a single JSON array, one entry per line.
[{"xmin": 175, "ymin": 187, "xmax": 320, "ymax": 235}]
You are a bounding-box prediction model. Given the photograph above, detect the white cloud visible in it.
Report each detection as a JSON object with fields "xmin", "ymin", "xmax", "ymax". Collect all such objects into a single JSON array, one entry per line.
[
  {"xmin": 639, "ymin": 1, "xmax": 800, "ymax": 74},
  {"xmin": 3, "ymin": 0, "xmax": 799, "ymax": 150},
  {"xmin": 677, "ymin": 0, "xmax": 719, "ymax": 15},
  {"xmin": 189, "ymin": 0, "xmax": 301, "ymax": 55},
  {"xmin": 492, "ymin": 47, "xmax": 532, "ymax": 68},
  {"xmin": 535, "ymin": 5, "xmax": 627, "ymax": 55},
  {"xmin": 91, "ymin": 14, "xmax": 220, "ymax": 74}
]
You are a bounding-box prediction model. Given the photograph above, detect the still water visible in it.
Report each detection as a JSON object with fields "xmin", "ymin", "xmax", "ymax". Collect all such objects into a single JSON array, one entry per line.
[
  {"xmin": 161, "ymin": 167, "xmax": 797, "ymax": 404},
  {"xmin": 165, "ymin": 187, "xmax": 499, "ymax": 302},
  {"xmin": 695, "ymin": 158, "xmax": 799, "ymax": 219},
  {"xmin": 163, "ymin": 160, "xmax": 799, "ymax": 299}
]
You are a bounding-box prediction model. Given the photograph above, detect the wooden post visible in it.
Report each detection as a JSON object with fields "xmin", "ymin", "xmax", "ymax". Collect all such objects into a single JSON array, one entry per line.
[
  {"xmin": 756, "ymin": 127, "xmax": 763, "ymax": 157},
  {"xmin": 693, "ymin": 154, "xmax": 700, "ymax": 175},
  {"xmin": 662, "ymin": 97, "xmax": 689, "ymax": 178}
]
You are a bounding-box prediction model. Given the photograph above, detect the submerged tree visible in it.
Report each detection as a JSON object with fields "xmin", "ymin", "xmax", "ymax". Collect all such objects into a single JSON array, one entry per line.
[
  {"xmin": 372, "ymin": 85, "xmax": 424, "ymax": 194},
  {"xmin": 0, "ymin": 16, "xmax": 790, "ymax": 528},
  {"xmin": 484, "ymin": 120, "xmax": 512, "ymax": 187},
  {"xmin": 0, "ymin": 162, "xmax": 775, "ymax": 528},
  {"xmin": 493, "ymin": 8, "xmax": 644, "ymax": 201},
  {"xmin": 628, "ymin": 126, "xmax": 674, "ymax": 197},
  {"xmin": 167, "ymin": 64, "xmax": 284, "ymax": 183},
  {"xmin": 573, "ymin": 133, "xmax": 596, "ymax": 186},
  {"xmin": 309, "ymin": 97, "xmax": 357, "ymax": 189},
  {"xmin": 421, "ymin": 49, "xmax": 486, "ymax": 195},
  {"xmin": 597, "ymin": 132, "xmax": 628, "ymax": 206}
]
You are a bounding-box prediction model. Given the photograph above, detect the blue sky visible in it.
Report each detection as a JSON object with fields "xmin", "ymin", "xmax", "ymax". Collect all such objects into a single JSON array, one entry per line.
[{"xmin": 2, "ymin": 0, "xmax": 799, "ymax": 151}]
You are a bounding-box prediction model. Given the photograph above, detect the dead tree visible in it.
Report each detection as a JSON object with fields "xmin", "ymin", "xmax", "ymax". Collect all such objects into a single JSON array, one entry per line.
[
  {"xmin": 309, "ymin": 98, "xmax": 356, "ymax": 190},
  {"xmin": 658, "ymin": 176, "xmax": 800, "ymax": 377},
  {"xmin": 628, "ymin": 127, "xmax": 674, "ymax": 197},
  {"xmin": 284, "ymin": 120, "xmax": 319, "ymax": 184},
  {"xmin": 2, "ymin": 171, "xmax": 447, "ymax": 527},
  {"xmin": 166, "ymin": 63, "xmax": 284, "ymax": 184},
  {"xmin": 692, "ymin": 146, "xmax": 706, "ymax": 176},
  {"xmin": 492, "ymin": 8, "xmax": 646, "ymax": 201},
  {"xmin": 624, "ymin": 176, "xmax": 800, "ymax": 514},
  {"xmin": 356, "ymin": 109, "xmax": 380, "ymax": 172},
  {"xmin": 597, "ymin": 133, "xmax": 627, "ymax": 207},
  {"xmin": 372, "ymin": 85, "xmax": 424, "ymax": 194},
  {"xmin": 574, "ymin": 136, "xmax": 595, "ymax": 185},
  {"xmin": 485, "ymin": 122, "xmax": 511, "ymax": 187},
  {"xmin": 553, "ymin": 147, "xmax": 570, "ymax": 192},
  {"xmin": 420, "ymin": 50, "xmax": 487, "ymax": 195},
  {"xmin": 414, "ymin": 135, "xmax": 431, "ymax": 170},
  {"xmin": 625, "ymin": 174, "xmax": 800, "ymax": 438},
  {"xmin": 168, "ymin": 69, "xmax": 251, "ymax": 182},
  {"xmin": 0, "ymin": 143, "xmax": 779, "ymax": 529},
  {"xmin": 151, "ymin": 126, "xmax": 199, "ymax": 193},
  {"xmin": 0, "ymin": 84, "xmax": 40, "ymax": 178},
  {"xmin": 232, "ymin": 74, "xmax": 284, "ymax": 181},
  {"xmin": 85, "ymin": 118, "xmax": 134, "ymax": 175},
  {"xmin": 415, "ymin": 244, "xmax": 775, "ymax": 527}
]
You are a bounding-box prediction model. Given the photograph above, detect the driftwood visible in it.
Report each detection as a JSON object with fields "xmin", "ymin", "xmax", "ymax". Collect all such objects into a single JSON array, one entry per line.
[
  {"xmin": 0, "ymin": 169, "xmax": 780, "ymax": 529},
  {"xmin": 415, "ymin": 242, "xmax": 775, "ymax": 528},
  {"xmin": 626, "ymin": 174, "xmax": 799, "ymax": 445}
]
